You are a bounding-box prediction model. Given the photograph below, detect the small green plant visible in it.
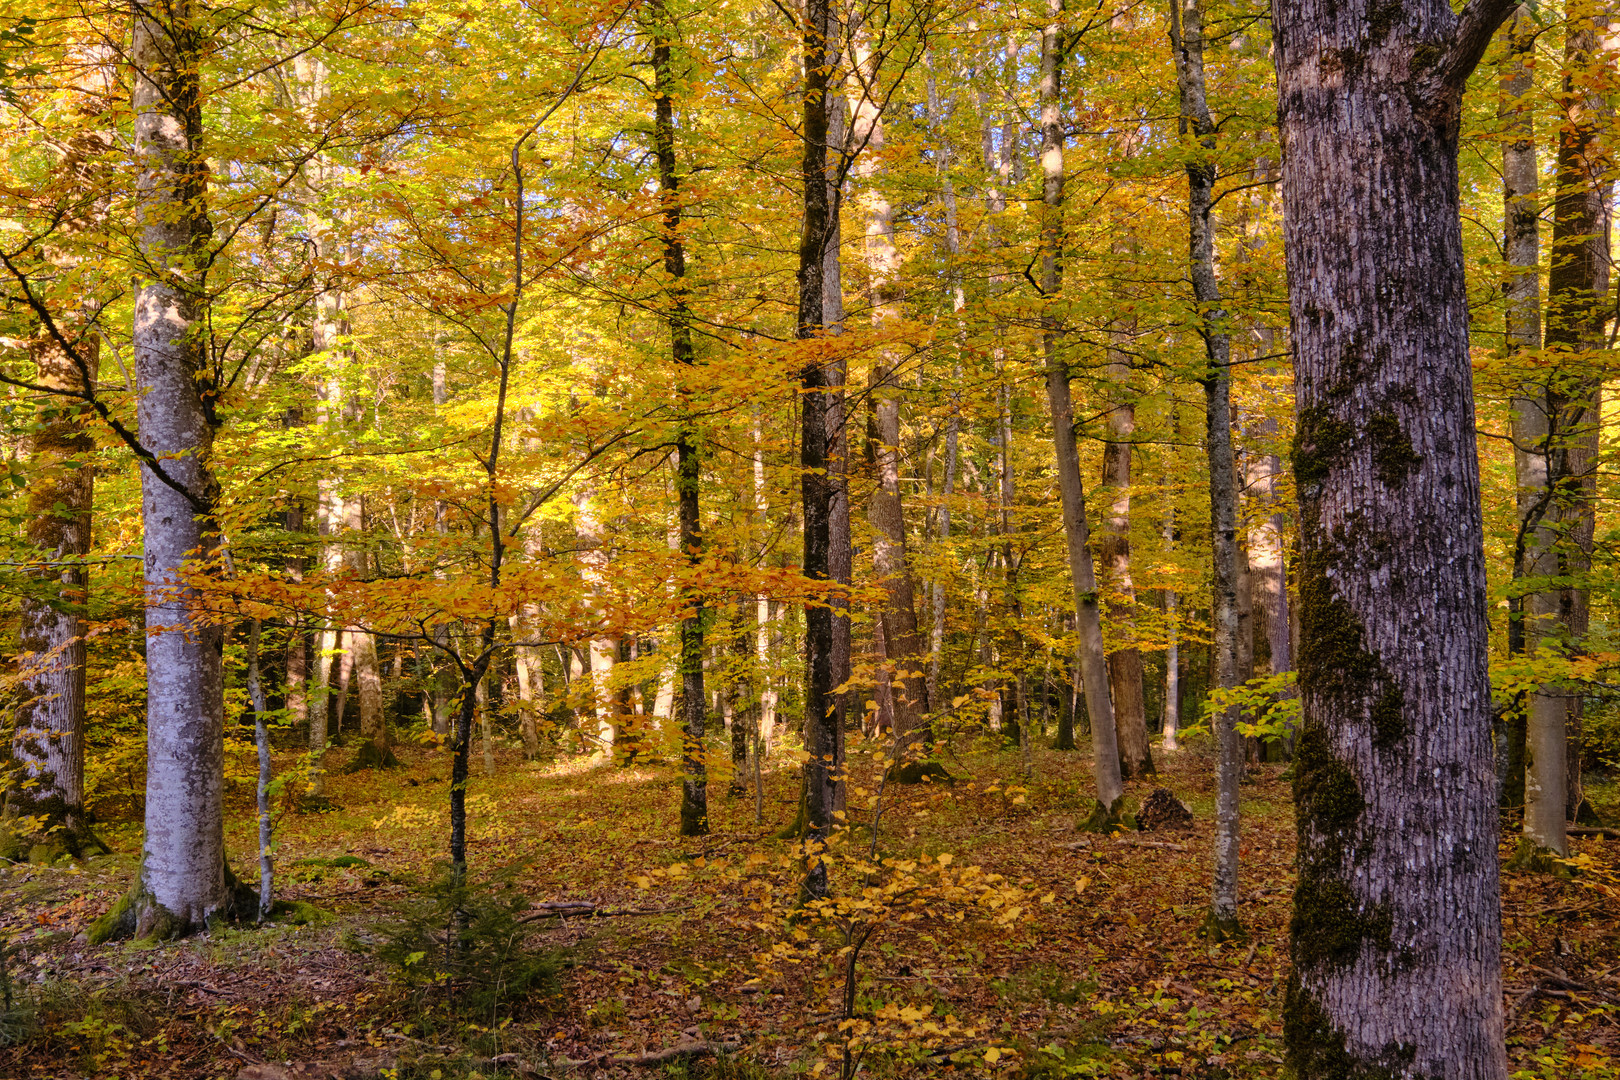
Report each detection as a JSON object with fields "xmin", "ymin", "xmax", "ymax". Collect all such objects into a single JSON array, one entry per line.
[
  {"xmin": 0, "ymin": 936, "xmax": 34, "ymax": 1047},
  {"xmin": 373, "ymin": 862, "xmax": 566, "ymax": 1023}
]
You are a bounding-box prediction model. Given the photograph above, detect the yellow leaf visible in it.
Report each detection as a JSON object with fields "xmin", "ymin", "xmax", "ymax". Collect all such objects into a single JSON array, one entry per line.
[
  {"xmin": 1075, "ymin": 875, "xmax": 1091, "ymax": 894},
  {"xmin": 984, "ymin": 1047, "xmax": 1001, "ymax": 1064}
]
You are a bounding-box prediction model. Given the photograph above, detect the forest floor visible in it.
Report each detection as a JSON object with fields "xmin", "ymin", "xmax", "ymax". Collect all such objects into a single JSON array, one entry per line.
[{"xmin": 0, "ymin": 732, "xmax": 1617, "ymax": 1080}]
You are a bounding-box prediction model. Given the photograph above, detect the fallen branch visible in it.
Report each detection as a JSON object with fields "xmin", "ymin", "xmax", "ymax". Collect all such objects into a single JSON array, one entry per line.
[
  {"xmin": 1567, "ymin": 827, "xmax": 1620, "ymax": 839},
  {"xmin": 519, "ymin": 902, "xmax": 692, "ymax": 924},
  {"xmin": 552, "ymin": 1038, "xmax": 742, "ymax": 1068}
]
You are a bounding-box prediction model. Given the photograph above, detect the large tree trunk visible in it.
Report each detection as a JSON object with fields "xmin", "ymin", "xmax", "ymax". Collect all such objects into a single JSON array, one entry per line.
[
  {"xmin": 1272, "ymin": 0, "xmax": 1513, "ymax": 1073},
  {"xmin": 116, "ymin": 0, "xmax": 249, "ymax": 940},
  {"xmin": 652, "ymin": 6, "xmax": 709, "ymax": 836},
  {"xmin": 1037, "ymin": 0, "xmax": 1124, "ymax": 815},
  {"xmin": 1171, "ymin": 0, "xmax": 1243, "ymax": 940}
]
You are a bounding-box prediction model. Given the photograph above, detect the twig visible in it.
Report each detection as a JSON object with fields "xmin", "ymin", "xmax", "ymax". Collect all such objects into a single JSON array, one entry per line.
[{"xmin": 1568, "ymin": 826, "xmax": 1620, "ymax": 838}]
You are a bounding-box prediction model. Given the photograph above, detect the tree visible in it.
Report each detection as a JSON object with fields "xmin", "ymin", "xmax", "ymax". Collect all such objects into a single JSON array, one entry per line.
[
  {"xmin": 2, "ymin": 42, "xmax": 113, "ymax": 864},
  {"xmin": 650, "ymin": 0, "xmax": 710, "ymax": 836},
  {"xmin": 1037, "ymin": 0, "xmax": 1124, "ymax": 817},
  {"xmin": 117, "ymin": 0, "xmax": 254, "ymax": 938},
  {"xmin": 1169, "ymin": 0, "xmax": 1242, "ymax": 943},
  {"xmin": 797, "ymin": 0, "xmax": 845, "ymax": 899},
  {"xmin": 1272, "ymin": 0, "xmax": 1515, "ymax": 1073}
]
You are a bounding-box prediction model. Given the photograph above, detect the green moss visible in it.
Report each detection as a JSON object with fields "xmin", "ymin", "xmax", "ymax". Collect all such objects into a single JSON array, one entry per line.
[
  {"xmin": 1294, "ymin": 407, "xmax": 1355, "ymax": 486},
  {"xmin": 1506, "ymin": 838, "xmax": 1574, "ymax": 878},
  {"xmin": 344, "ymin": 739, "xmax": 400, "ymax": 772},
  {"xmin": 1368, "ymin": 413, "xmax": 1422, "ymax": 487},
  {"xmin": 1290, "ymin": 876, "xmax": 1392, "ymax": 972},
  {"xmin": 1197, "ymin": 908, "xmax": 1247, "ymax": 943},
  {"xmin": 1077, "ymin": 798, "xmax": 1128, "ymax": 835},
  {"xmin": 86, "ymin": 890, "xmax": 138, "ymax": 945},
  {"xmin": 1283, "ymin": 970, "xmax": 1421, "ymax": 1079},
  {"xmin": 1367, "ymin": 0, "xmax": 1403, "ymax": 42},
  {"xmin": 1370, "ymin": 685, "xmax": 1407, "ymax": 750},
  {"xmin": 268, "ymin": 899, "xmax": 333, "ymax": 926}
]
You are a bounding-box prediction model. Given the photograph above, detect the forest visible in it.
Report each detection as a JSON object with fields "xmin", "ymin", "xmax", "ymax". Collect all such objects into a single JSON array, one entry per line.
[{"xmin": 0, "ymin": 0, "xmax": 1617, "ymax": 1076}]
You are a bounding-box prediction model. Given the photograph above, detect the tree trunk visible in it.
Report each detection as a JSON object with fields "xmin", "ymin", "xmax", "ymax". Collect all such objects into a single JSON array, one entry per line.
[
  {"xmin": 7, "ymin": 327, "xmax": 103, "ymax": 862},
  {"xmin": 652, "ymin": 6, "xmax": 709, "ymax": 836},
  {"xmin": 1498, "ymin": 5, "xmax": 1549, "ymax": 834},
  {"xmin": 1271, "ymin": 0, "xmax": 1513, "ymax": 1073},
  {"xmin": 122, "ymin": 0, "xmax": 247, "ymax": 938},
  {"xmin": 1163, "ymin": 474, "xmax": 1181, "ymax": 752},
  {"xmin": 798, "ymin": 0, "xmax": 845, "ymax": 898},
  {"xmin": 1099, "ymin": 331, "xmax": 1152, "ymax": 778},
  {"xmin": 1039, "ymin": 0, "xmax": 1123, "ymax": 815},
  {"xmin": 1171, "ymin": 0, "xmax": 1242, "ymax": 940},
  {"xmin": 1541, "ymin": 0, "xmax": 1613, "ymax": 832},
  {"xmin": 248, "ymin": 620, "xmax": 273, "ymax": 920}
]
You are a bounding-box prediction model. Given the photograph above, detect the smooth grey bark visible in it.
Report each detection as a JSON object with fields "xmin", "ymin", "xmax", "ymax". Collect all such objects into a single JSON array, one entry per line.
[
  {"xmin": 1037, "ymin": 0, "xmax": 1123, "ymax": 813},
  {"xmin": 1170, "ymin": 0, "xmax": 1242, "ymax": 940},
  {"xmin": 1271, "ymin": 0, "xmax": 1514, "ymax": 1073},
  {"xmin": 128, "ymin": 0, "xmax": 242, "ymax": 937},
  {"xmin": 652, "ymin": 5, "xmax": 709, "ymax": 835}
]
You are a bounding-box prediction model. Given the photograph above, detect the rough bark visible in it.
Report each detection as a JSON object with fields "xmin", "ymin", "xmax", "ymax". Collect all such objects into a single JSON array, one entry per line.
[
  {"xmin": 1171, "ymin": 0, "xmax": 1242, "ymax": 940},
  {"xmin": 1271, "ymin": 0, "xmax": 1514, "ymax": 1073},
  {"xmin": 1037, "ymin": 0, "xmax": 1123, "ymax": 814},
  {"xmin": 6, "ymin": 329, "xmax": 103, "ymax": 862},
  {"xmin": 652, "ymin": 6, "xmax": 709, "ymax": 835}
]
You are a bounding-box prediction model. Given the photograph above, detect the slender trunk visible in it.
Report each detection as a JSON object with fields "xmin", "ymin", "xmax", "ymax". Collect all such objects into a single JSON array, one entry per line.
[
  {"xmin": 1100, "ymin": 317, "xmax": 1152, "ymax": 778},
  {"xmin": 927, "ymin": 61, "xmax": 964, "ymax": 715},
  {"xmin": 1172, "ymin": 0, "xmax": 1242, "ymax": 938},
  {"xmin": 1163, "ymin": 452, "xmax": 1182, "ymax": 752},
  {"xmin": 248, "ymin": 620, "xmax": 272, "ymax": 919},
  {"xmin": 799, "ymin": 0, "xmax": 845, "ymax": 897},
  {"xmin": 126, "ymin": 0, "xmax": 240, "ymax": 937},
  {"xmin": 1539, "ymin": 0, "xmax": 1614, "ymax": 833},
  {"xmin": 1272, "ymin": 0, "xmax": 1512, "ymax": 1071},
  {"xmin": 1499, "ymin": 5, "xmax": 1543, "ymax": 822},
  {"xmin": 652, "ymin": 8, "xmax": 709, "ymax": 835},
  {"xmin": 1038, "ymin": 0, "xmax": 1124, "ymax": 813}
]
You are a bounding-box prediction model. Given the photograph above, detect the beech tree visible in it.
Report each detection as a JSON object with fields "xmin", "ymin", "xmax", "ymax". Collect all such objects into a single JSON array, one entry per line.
[{"xmin": 1273, "ymin": 0, "xmax": 1515, "ymax": 1073}]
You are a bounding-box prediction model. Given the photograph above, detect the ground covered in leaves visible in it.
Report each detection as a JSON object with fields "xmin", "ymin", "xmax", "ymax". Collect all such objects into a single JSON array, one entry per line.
[{"xmin": 1, "ymin": 733, "xmax": 1616, "ymax": 1080}]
